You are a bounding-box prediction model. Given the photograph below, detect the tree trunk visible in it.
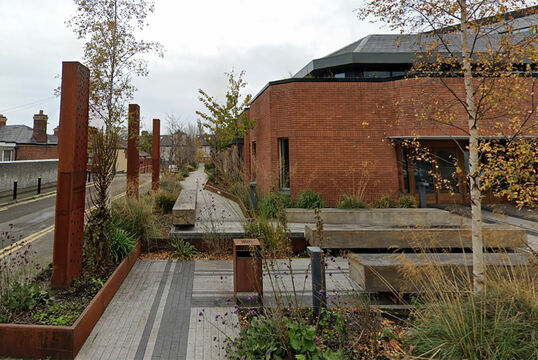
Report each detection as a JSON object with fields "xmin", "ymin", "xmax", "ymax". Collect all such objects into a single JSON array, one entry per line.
[{"xmin": 460, "ymin": 0, "xmax": 484, "ymax": 294}]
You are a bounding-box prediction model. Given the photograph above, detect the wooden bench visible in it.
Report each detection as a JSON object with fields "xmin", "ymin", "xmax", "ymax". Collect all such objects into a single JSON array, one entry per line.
[
  {"xmin": 305, "ymin": 224, "xmax": 527, "ymax": 250},
  {"xmin": 349, "ymin": 253, "xmax": 533, "ymax": 293},
  {"xmin": 172, "ymin": 189, "xmax": 197, "ymax": 226}
]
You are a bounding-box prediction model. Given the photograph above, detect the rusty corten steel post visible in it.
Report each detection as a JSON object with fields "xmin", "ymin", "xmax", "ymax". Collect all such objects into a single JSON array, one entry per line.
[
  {"xmin": 51, "ymin": 62, "xmax": 90, "ymax": 289},
  {"xmin": 127, "ymin": 104, "xmax": 140, "ymax": 198},
  {"xmin": 152, "ymin": 118, "xmax": 160, "ymax": 192}
]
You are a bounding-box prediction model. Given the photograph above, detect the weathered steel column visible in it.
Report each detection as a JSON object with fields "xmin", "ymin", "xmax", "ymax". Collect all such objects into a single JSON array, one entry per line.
[
  {"xmin": 152, "ymin": 118, "xmax": 160, "ymax": 192},
  {"xmin": 127, "ymin": 104, "xmax": 140, "ymax": 198},
  {"xmin": 51, "ymin": 61, "xmax": 90, "ymax": 289}
]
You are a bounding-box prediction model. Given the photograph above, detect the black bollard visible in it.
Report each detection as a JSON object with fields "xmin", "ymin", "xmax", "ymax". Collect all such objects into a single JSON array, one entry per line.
[
  {"xmin": 307, "ymin": 246, "xmax": 326, "ymax": 316},
  {"xmin": 37, "ymin": 177, "xmax": 42, "ymax": 194}
]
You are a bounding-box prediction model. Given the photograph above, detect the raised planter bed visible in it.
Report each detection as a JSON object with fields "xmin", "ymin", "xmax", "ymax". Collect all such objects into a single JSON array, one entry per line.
[{"xmin": 0, "ymin": 242, "xmax": 141, "ymax": 360}]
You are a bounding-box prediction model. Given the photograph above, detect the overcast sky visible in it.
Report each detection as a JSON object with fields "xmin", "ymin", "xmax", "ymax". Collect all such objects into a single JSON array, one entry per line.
[{"xmin": 0, "ymin": 0, "xmax": 393, "ymax": 133}]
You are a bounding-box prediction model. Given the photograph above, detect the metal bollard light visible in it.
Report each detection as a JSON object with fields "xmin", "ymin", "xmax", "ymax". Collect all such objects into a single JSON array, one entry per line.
[
  {"xmin": 307, "ymin": 246, "xmax": 326, "ymax": 316},
  {"xmin": 418, "ymin": 182, "xmax": 429, "ymax": 208},
  {"xmin": 37, "ymin": 177, "xmax": 42, "ymax": 194},
  {"xmin": 13, "ymin": 181, "xmax": 17, "ymax": 200}
]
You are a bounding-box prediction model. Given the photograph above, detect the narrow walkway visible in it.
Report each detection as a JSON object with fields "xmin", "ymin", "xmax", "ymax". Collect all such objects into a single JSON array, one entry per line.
[
  {"xmin": 171, "ymin": 164, "xmax": 246, "ymax": 239},
  {"xmin": 77, "ymin": 261, "xmax": 195, "ymax": 359}
]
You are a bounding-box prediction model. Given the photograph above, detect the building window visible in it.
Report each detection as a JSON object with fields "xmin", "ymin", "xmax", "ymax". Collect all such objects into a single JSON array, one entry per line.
[
  {"xmin": 334, "ymin": 73, "xmax": 345, "ymax": 78},
  {"xmin": 401, "ymin": 147, "xmax": 410, "ymax": 193},
  {"xmin": 2, "ymin": 149, "xmax": 14, "ymax": 161},
  {"xmin": 414, "ymin": 158, "xmax": 435, "ymax": 193},
  {"xmin": 279, "ymin": 138, "xmax": 290, "ymax": 190}
]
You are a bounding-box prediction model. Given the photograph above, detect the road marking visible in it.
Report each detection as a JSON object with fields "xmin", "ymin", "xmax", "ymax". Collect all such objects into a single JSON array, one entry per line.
[{"xmin": 0, "ymin": 180, "xmax": 152, "ymax": 260}]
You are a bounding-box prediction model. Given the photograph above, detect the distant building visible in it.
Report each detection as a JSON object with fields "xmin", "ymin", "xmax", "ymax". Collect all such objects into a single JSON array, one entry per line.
[
  {"xmin": 242, "ymin": 8, "xmax": 538, "ymax": 206},
  {"xmin": 0, "ymin": 111, "xmax": 58, "ymax": 161}
]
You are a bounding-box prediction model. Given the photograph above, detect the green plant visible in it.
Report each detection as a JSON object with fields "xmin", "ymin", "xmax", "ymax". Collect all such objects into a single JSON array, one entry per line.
[
  {"xmin": 398, "ymin": 195, "xmax": 416, "ymax": 208},
  {"xmin": 170, "ymin": 239, "xmax": 199, "ymax": 260},
  {"xmin": 373, "ymin": 194, "xmax": 397, "ymax": 208},
  {"xmin": 160, "ymin": 173, "xmax": 182, "ymax": 196},
  {"xmin": 155, "ymin": 190, "xmax": 177, "ymax": 213},
  {"xmin": 296, "ymin": 189, "xmax": 325, "ymax": 209},
  {"xmin": 227, "ymin": 315, "xmax": 288, "ymax": 360},
  {"xmin": 110, "ymin": 227, "xmax": 136, "ymax": 263},
  {"xmin": 258, "ymin": 192, "xmax": 293, "ymax": 218},
  {"xmin": 406, "ymin": 277, "xmax": 538, "ymax": 359},
  {"xmin": 111, "ymin": 196, "xmax": 160, "ymax": 244},
  {"xmin": 2, "ymin": 282, "xmax": 49, "ymax": 314},
  {"xmin": 244, "ymin": 217, "xmax": 288, "ymax": 253},
  {"xmin": 32, "ymin": 302, "xmax": 86, "ymax": 326},
  {"xmin": 337, "ymin": 195, "xmax": 369, "ymax": 209}
]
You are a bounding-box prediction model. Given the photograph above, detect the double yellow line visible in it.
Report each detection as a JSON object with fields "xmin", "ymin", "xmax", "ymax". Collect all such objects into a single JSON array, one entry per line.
[{"xmin": 0, "ymin": 181, "xmax": 152, "ymax": 260}]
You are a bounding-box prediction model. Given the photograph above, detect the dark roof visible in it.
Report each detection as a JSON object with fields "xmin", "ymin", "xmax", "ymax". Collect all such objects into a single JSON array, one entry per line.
[
  {"xmin": 160, "ymin": 134, "xmax": 173, "ymax": 147},
  {"xmin": 294, "ymin": 10, "xmax": 537, "ymax": 78},
  {"xmin": 0, "ymin": 125, "xmax": 58, "ymax": 145}
]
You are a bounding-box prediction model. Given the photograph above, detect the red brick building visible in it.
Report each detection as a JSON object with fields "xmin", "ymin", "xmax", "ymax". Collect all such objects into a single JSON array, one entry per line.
[
  {"xmin": 0, "ymin": 111, "xmax": 58, "ymax": 161},
  {"xmin": 242, "ymin": 11, "xmax": 537, "ymax": 206}
]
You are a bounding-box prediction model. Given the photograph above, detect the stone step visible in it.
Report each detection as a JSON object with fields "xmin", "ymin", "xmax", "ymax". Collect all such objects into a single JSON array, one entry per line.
[
  {"xmin": 305, "ymin": 224, "xmax": 527, "ymax": 250},
  {"xmin": 349, "ymin": 252, "xmax": 533, "ymax": 293},
  {"xmin": 172, "ymin": 189, "xmax": 197, "ymax": 226}
]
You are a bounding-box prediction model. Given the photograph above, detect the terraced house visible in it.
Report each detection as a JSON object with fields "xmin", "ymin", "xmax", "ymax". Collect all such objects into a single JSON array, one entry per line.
[
  {"xmin": 0, "ymin": 110, "xmax": 58, "ymax": 161},
  {"xmin": 242, "ymin": 8, "xmax": 537, "ymax": 206}
]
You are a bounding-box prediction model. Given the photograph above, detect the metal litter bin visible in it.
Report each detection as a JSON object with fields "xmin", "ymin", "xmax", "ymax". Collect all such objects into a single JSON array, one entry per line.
[{"xmin": 233, "ymin": 239, "xmax": 263, "ymax": 301}]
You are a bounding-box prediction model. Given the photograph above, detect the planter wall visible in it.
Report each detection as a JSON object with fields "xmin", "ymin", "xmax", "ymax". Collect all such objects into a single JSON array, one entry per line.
[{"xmin": 0, "ymin": 242, "xmax": 140, "ymax": 360}]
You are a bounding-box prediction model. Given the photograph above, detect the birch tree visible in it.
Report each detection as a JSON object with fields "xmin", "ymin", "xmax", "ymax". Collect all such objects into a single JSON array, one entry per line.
[
  {"xmin": 357, "ymin": 1, "xmax": 537, "ymax": 293},
  {"xmin": 67, "ymin": 0, "xmax": 163, "ymax": 268}
]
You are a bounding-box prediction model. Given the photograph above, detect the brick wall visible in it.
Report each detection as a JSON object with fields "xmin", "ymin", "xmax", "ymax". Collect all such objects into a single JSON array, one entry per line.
[
  {"xmin": 17, "ymin": 145, "xmax": 58, "ymax": 160},
  {"xmin": 244, "ymin": 78, "xmax": 537, "ymax": 206}
]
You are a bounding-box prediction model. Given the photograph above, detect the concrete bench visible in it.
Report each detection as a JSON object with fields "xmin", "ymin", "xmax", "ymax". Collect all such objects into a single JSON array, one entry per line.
[
  {"xmin": 305, "ymin": 224, "xmax": 527, "ymax": 250},
  {"xmin": 172, "ymin": 189, "xmax": 197, "ymax": 226},
  {"xmin": 286, "ymin": 208, "xmax": 466, "ymax": 227},
  {"xmin": 349, "ymin": 253, "xmax": 532, "ymax": 293}
]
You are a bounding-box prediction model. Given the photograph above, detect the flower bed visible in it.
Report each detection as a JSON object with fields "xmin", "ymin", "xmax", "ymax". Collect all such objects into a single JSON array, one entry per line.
[{"xmin": 0, "ymin": 242, "xmax": 140, "ymax": 360}]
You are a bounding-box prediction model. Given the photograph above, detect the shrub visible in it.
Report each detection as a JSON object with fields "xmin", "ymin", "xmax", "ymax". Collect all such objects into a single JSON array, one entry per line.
[
  {"xmin": 185, "ymin": 164, "xmax": 195, "ymax": 172},
  {"xmin": 160, "ymin": 173, "xmax": 182, "ymax": 195},
  {"xmin": 170, "ymin": 239, "xmax": 199, "ymax": 260},
  {"xmin": 155, "ymin": 190, "xmax": 177, "ymax": 213},
  {"xmin": 227, "ymin": 316, "xmax": 288, "ymax": 359},
  {"xmin": 189, "ymin": 160, "xmax": 198, "ymax": 169},
  {"xmin": 398, "ymin": 195, "xmax": 416, "ymax": 208},
  {"xmin": 111, "ymin": 196, "xmax": 160, "ymax": 244},
  {"xmin": 180, "ymin": 168, "xmax": 190, "ymax": 178},
  {"xmin": 406, "ymin": 278, "xmax": 538, "ymax": 359},
  {"xmin": 373, "ymin": 194, "xmax": 397, "ymax": 208},
  {"xmin": 337, "ymin": 195, "xmax": 369, "ymax": 209},
  {"xmin": 110, "ymin": 227, "xmax": 136, "ymax": 263},
  {"xmin": 2, "ymin": 282, "xmax": 49, "ymax": 314},
  {"xmin": 244, "ymin": 217, "xmax": 288, "ymax": 253},
  {"xmin": 296, "ymin": 189, "xmax": 325, "ymax": 209},
  {"xmin": 258, "ymin": 192, "xmax": 293, "ymax": 218}
]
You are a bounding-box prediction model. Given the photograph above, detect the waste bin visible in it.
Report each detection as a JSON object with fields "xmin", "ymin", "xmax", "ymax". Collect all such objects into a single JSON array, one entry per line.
[{"xmin": 233, "ymin": 238, "xmax": 263, "ymax": 301}]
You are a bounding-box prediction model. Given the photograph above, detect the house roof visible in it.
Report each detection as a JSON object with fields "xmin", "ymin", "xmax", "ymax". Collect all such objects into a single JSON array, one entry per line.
[
  {"xmin": 0, "ymin": 125, "xmax": 58, "ymax": 145},
  {"xmin": 294, "ymin": 9, "xmax": 537, "ymax": 78}
]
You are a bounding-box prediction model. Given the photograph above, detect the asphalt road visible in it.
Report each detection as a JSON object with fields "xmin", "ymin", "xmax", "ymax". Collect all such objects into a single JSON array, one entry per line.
[{"xmin": 0, "ymin": 173, "xmax": 152, "ymax": 269}]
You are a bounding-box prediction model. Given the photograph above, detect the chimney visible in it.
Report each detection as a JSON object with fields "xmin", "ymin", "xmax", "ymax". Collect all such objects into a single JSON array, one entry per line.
[
  {"xmin": 33, "ymin": 110, "xmax": 48, "ymax": 143},
  {"xmin": 0, "ymin": 114, "xmax": 6, "ymax": 127},
  {"xmin": 53, "ymin": 126, "xmax": 59, "ymax": 137}
]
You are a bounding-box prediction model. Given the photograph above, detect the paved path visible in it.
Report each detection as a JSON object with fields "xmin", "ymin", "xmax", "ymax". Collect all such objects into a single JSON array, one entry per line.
[
  {"xmin": 171, "ymin": 165, "xmax": 246, "ymax": 239},
  {"xmin": 76, "ymin": 257, "xmax": 360, "ymax": 360}
]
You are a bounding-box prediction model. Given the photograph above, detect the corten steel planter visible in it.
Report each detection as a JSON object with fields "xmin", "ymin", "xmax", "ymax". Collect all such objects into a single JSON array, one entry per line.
[
  {"xmin": 233, "ymin": 239, "xmax": 263, "ymax": 301},
  {"xmin": 0, "ymin": 242, "xmax": 141, "ymax": 360}
]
